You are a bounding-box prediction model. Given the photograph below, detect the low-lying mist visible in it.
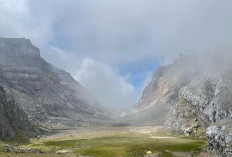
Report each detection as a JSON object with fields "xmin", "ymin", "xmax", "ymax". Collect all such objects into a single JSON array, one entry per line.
[{"xmin": 110, "ymin": 45, "xmax": 232, "ymax": 126}]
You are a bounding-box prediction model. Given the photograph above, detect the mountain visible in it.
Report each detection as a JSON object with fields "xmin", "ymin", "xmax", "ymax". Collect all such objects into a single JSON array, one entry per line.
[
  {"xmin": 0, "ymin": 37, "xmax": 109, "ymax": 134},
  {"xmin": 164, "ymin": 51, "xmax": 232, "ymax": 156},
  {"xmin": 132, "ymin": 49, "xmax": 232, "ymax": 156},
  {"xmin": 120, "ymin": 54, "xmax": 203, "ymax": 124},
  {"xmin": 0, "ymin": 85, "xmax": 35, "ymax": 140}
]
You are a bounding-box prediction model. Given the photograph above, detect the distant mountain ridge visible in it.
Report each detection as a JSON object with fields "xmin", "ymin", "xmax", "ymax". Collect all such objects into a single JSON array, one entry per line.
[{"xmin": 0, "ymin": 37, "xmax": 109, "ymax": 139}]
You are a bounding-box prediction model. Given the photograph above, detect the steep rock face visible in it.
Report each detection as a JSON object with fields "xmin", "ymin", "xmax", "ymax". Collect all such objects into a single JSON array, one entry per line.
[
  {"xmin": 132, "ymin": 49, "xmax": 232, "ymax": 155},
  {"xmin": 0, "ymin": 85, "xmax": 33, "ymax": 140},
  {"xmin": 164, "ymin": 76, "xmax": 222, "ymax": 136},
  {"xmin": 206, "ymin": 124, "xmax": 232, "ymax": 156},
  {"xmin": 125, "ymin": 54, "xmax": 203, "ymax": 123},
  {"xmin": 0, "ymin": 37, "xmax": 108, "ymax": 128},
  {"xmin": 164, "ymin": 51, "xmax": 232, "ymax": 156}
]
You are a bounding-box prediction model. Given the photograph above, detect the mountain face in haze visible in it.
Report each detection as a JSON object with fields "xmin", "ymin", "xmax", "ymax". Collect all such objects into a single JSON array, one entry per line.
[
  {"xmin": 0, "ymin": 37, "xmax": 108, "ymax": 133},
  {"xmin": 165, "ymin": 52, "xmax": 232, "ymax": 156},
  {"xmin": 122, "ymin": 54, "xmax": 203, "ymax": 124},
  {"xmin": 134, "ymin": 50, "xmax": 232, "ymax": 156}
]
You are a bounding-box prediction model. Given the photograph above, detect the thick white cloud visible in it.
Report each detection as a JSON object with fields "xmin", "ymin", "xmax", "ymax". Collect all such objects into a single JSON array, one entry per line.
[
  {"xmin": 75, "ymin": 59, "xmax": 139, "ymax": 108},
  {"xmin": 0, "ymin": 0, "xmax": 232, "ymax": 107}
]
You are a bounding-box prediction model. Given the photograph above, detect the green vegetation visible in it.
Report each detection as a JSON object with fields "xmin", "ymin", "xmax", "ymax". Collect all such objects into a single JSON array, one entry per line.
[
  {"xmin": 45, "ymin": 135, "xmax": 205, "ymax": 157},
  {"xmin": 0, "ymin": 126, "xmax": 207, "ymax": 157}
]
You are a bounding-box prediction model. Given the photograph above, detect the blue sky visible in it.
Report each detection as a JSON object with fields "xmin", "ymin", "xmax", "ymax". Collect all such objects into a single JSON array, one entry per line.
[{"xmin": 0, "ymin": 0, "xmax": 232, "ymax": 108}]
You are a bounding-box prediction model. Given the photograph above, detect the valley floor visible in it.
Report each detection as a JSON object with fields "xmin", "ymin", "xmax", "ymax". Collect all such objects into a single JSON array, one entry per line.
[{"xmin": 0, "ymin": 125, "xmax": 208, "ymax": 157}]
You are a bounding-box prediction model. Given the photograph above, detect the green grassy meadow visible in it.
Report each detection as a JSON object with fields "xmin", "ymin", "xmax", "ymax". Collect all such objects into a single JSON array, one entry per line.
[{"xmin": 0, "ymin": 126, "xmax": 207, "ymax": 157}]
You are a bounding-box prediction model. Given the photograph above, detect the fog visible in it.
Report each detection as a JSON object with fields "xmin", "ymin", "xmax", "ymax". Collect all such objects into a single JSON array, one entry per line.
[{"xmin": 0, "ymin": 0, "xmax": 232, "ymax": 108}]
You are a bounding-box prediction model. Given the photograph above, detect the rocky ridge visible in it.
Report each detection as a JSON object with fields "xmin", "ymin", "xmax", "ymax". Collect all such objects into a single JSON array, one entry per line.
[
  {"xmin": 0, "ymin": 37, "xmax": 109, "ymax": 134},
  {"xmin": 122, "ymin": 54, "xmax": 203, "ymax": 124},
  {"xmin": 164, "ymin": 51, "xmax": 232, "ymax": 156},
  {"xmin": 134, "ymin": 50, "xmax": 232, "ymax": 156}
]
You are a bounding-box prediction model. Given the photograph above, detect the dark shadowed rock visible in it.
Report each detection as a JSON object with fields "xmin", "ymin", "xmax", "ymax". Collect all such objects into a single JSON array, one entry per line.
[{"xmin": 0, "ymin": 85, "xmax": 34, "ymax": 140}]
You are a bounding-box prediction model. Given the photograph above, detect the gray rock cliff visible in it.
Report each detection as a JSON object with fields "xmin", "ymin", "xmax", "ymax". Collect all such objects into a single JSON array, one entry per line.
[
  {"xmin": 122, "ymin": 54, "xmax": 203, "ymax": 124},
  {"xmin": 0, "ymin": 85, "xmax": 34, "ymax": 140},
  {"xmin": 165, "ymin": 52, "xmax": 232, "ymax": 156},
  {"xmin": 134, "ymin": 50, "xmax": 232, "ymax": 156},
  {"xmin": 0, "ymin": 37, "xmax": 109, "ymax": 130}
]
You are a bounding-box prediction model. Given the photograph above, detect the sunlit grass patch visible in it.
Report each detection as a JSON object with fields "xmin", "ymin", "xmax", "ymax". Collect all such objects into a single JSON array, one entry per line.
[
  {"xmin": 45, "ymin": 133, "xmax": 206, "ymax": 157},
  {"xmin": 0, "ymin": 126, "xmax": 207, "ymax": 157}
]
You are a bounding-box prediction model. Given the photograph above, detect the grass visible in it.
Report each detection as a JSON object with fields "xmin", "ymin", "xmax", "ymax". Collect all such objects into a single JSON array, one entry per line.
[
  {"xmin": 45, "ymin": 127, "xmax": 207, "ymax": 157},
  {"xmin": 45, "ymin": 136, "xmax": 206, "ymax": 157},
  {"xmin": 0, "ymin": 126, "xmax": 207, "ymax": 157}
]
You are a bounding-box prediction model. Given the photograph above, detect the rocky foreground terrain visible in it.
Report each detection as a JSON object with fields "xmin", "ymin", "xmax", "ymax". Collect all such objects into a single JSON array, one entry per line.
[
  {"xmin": 131, "ymin": 50, "xmax": 232, "ymax": 156},
  {"xmin": 0, "ymin": 37, "xmax": 110, "ymax": 140}
]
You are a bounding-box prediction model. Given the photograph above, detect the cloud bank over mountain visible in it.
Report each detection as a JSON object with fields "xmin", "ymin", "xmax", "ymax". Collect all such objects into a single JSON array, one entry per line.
[{"xmin": 0, "ymin": 0, "xmax": 232, "ymax": 107}]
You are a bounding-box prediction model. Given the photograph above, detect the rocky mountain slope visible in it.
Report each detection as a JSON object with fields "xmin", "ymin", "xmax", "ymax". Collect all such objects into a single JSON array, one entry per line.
[
  {"xmin": 121, "ymin": 54, "xmax": 204, "ymax": 124},
  {"xmin": 0, "ymin": 85, "xmax": 35, "ymax": 140},
  {"xmin": 132, "ymin": 50, "xmax": 232, "ymax": 156},
  {"xmin": 0, "ymin": 37, "xmax": 109, "ymax": 132},
  {"xmin": 165, "ymin": 52, "xmax": 232, "ymax": 156}
]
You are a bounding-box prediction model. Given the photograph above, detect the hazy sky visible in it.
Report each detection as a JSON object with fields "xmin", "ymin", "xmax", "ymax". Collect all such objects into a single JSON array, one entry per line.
[{"xmin": 0, "ymin": 0, "xmax": 232, "ymax": 108}]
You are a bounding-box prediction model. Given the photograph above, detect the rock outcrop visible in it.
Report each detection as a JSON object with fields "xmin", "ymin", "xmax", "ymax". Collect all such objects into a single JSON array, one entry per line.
[
  {"xmin": 122, "ymin": 54, "xmax": 203, "ymax": 124},
  {"xmin": 164, "ymin": 52, "xmax": 232, "ymax": 156},
  {"xmin": 0, "ymin": 37, "xmax": 109, "ymax": 131},
  {"xmin": 206, "ymin": 124, "xmax": 232, "ymax": 156},
  {"xmin": 134, "ymin": 49, "xmax": 232, "ymax": 156},
  {"xmin": 0, "ymin": 85, "xmax": 34, "ymax": 140}
]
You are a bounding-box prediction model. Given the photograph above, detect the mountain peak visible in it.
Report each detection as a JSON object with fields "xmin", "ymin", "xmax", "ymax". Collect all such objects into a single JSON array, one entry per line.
[{"xmin": 0, "ymin": 37, "xmax": 40, "ymax": 57}]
